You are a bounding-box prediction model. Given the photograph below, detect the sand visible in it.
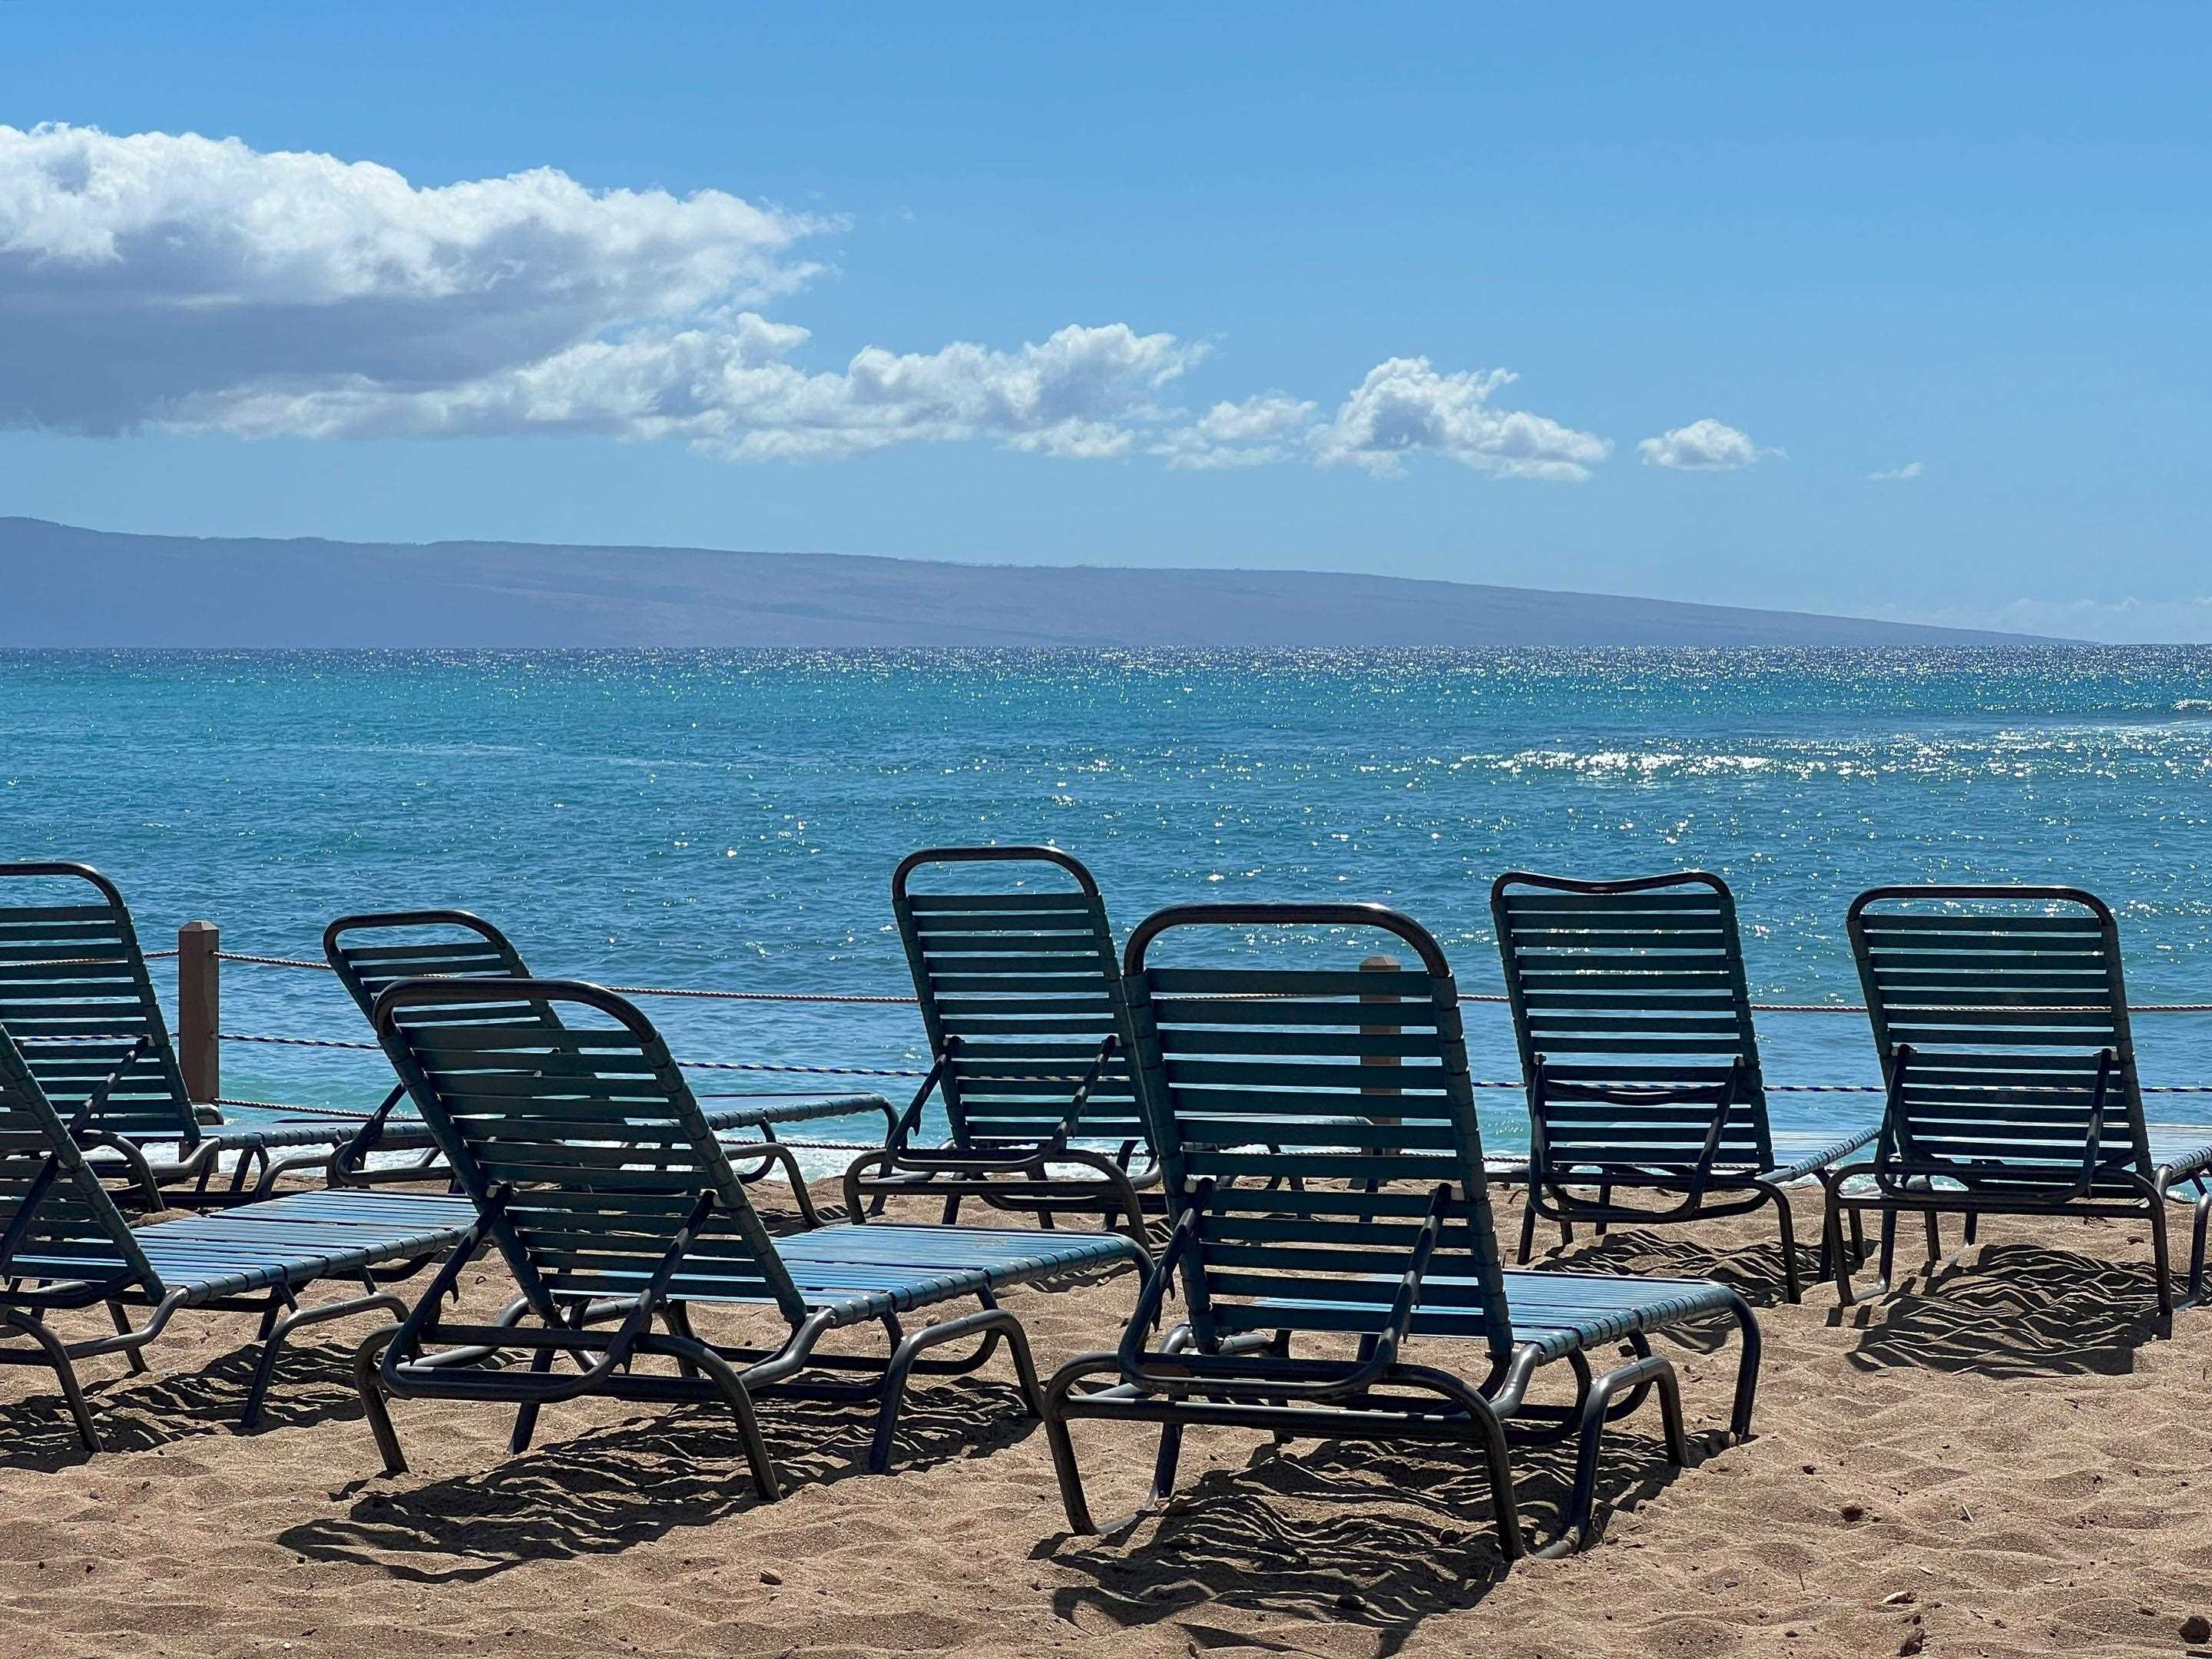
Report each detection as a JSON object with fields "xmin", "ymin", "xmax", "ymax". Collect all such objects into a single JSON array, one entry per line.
[{"xmin": 3, "ymin": 1184, "xmax": 2209, "ymax": 1659}]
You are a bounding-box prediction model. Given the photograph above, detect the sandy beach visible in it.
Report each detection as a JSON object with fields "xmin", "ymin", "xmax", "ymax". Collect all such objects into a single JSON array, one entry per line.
[{"xmin": 2, "ymin": 1183, "xmax": 2207, "ymax": 1659}]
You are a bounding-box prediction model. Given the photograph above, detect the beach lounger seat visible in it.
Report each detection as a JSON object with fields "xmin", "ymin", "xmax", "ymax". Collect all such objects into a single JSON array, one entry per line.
[
  {"xmin": 355, "ymin": 977, "xmax": 1142, "ymax": 1491},
  {"xmin": 0, "ymin": 1025, "xmax": 474, "ymax": 1449},
  {"xmin": 1827, "ymin": 886, "xmax": 2210, "ymax": 1327},
  {"xmin": 1488, "ymin": 872, "xmax": 1877, "ymax": 1302},
  {"xmin": 0, "ymin": 862, "xmax": 377, "ymax": 1206},
  {"xmin": 842, "ymin": 849, "xmax": 1156, "ymax": 1254},
  {"xmin": 319, "ymin": 909, "xmax": 897, "ymax": 1222},
  {"xmin": 1041, "ymin": 903, "xmax": 1760, "ymax": 1559}
]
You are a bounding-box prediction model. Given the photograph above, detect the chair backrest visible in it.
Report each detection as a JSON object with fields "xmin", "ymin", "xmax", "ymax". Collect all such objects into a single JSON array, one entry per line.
[
  {"xmin": 326, "ymin": 909, "xmax": 542, "ymax": 1025},
  {"xmin": 892, "ymin": 847, "xmax": 1145, "ymax": 1153},
  {"xmin": 1491, "ymin": 870, "xmax": 1773, "ymax": 1171},
  {"xmin": 1123, "ymin": 903, "xmax": 1513, "ymax": 1359},
  {"xmin": 0, "ymin": 863, "xmax": 199, "ymax": 1147},
  {"xmin": 1848, "ymin": 886, "xmax": 2151, "ymax": 1180},
  {"xmin": 372, "ymin": 976, "xmax": 805, "ymax": 1322},
  {"xmin": 0, "ymin": 1024, "xmax": 161, "ymax": 1299}
]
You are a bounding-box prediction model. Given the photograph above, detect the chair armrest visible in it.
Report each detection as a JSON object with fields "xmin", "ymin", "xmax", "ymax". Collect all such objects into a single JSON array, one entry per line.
[
  {"xmin": 1114, "ymin": 1184, "xmax": 1452, "ymax": 1402},
  {"xmin": 882, "ymin": 1053, "xmax": 949, "ymax": 1157},
  {"xmin": 1528, "ymin": 1053, "xmax": 1741, "ymax": 1205},
  {"xmin": 331, "ymin": 1082, "xmax": 410, "ymax": 1184}
]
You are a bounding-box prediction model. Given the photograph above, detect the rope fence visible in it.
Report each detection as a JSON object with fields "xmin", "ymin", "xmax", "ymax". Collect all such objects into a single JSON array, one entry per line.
[
  {"xmin": 197, "ymin": 948, "xmax": 2212, "ymax": 1014},
  {"xmin": 204, "ymin": 1029, "xmax": 2212, "ymax": 1095},
  {"xmin": 78, "ymin": 935, "xmax": 2207, "ymax": 1117}
]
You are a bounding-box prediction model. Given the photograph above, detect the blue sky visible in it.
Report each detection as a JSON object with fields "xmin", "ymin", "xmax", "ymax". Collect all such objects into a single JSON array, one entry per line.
[{"xmin": 2, "ymin": 5, "xmax": 2207, "ymax": 638}]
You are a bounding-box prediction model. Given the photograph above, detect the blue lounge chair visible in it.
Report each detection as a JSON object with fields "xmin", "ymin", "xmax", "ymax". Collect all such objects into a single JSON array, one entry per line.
[
  {"xmin": 1830, "ymin": 885, "xmax": 2212, "ymax": 1326},
  {"xmin": 1041, "ymin": 903, "xmax": 1760, "ymax": 1558},
  {"xmin": 354, "ymin": 976, "xmax": 1143, "ymax": 1491},
  {"xmin": 320, "ymin": 909, "xmax": 896, "ymax": 1222},
  {"xmin": 843, "ymin": 848, "xmax": 1153, "ymax": 1253},
  {"xmin": 1490, "ymin": 871, "xmax": 1877, "ymax": 1301},
  {"xmin": 0, "ymin": 862, "xmax": 370, "ymax": 1204},
  {"xmin": 0, "ymin": 1024, "xmax": 474, "ymax": 1448}
]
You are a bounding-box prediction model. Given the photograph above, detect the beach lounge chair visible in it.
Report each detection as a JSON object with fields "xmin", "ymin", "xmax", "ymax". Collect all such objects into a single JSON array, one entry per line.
[
  {"xmin": 321, "ymin": 909, "xmax": 895, "ymax": 1223},
  {"xmin": 842, "ymin": 849, "xmax": 1154, "ymax": 1253},
  {"xmin": 1828, "ymin": 886, "xmax": 2212, "ymax": 1326},
  {"xmin": 1041, "ymin": 903, "xmax": 1760, "ymax": 1558},
  {"xmin": 1490, "ymin": 871, "xmax": 1877, "ymax": 1302},
  {"xmin": 0, "ymin": 1023, "xmax": 474, "ymax": 1449},
  {"xmin": 353, "ymin": 976, "xmax": 1143, "ymax": 1490},
  {"xmin": 0, "ymin": 862, "xmax": 367, "ymax": 1206}
]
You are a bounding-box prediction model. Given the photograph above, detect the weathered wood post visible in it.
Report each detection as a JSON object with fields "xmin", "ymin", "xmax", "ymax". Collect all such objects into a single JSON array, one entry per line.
[
  {"xmin": 177, "ymin": 920, "xmax": 220, "ymax": 1105},
  {"xmin": 1360, "ymin": 953, "xmax": 1401, "ymax": 1151}
]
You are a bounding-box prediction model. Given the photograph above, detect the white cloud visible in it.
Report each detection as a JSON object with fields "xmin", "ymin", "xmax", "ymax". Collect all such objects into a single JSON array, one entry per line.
[
  {"xmin": 205, "ymin": 316, "xmax": 1204, "ymax": 462},
  {"xmin": 1150, "ymin": 393, "xmax": 1317, "ymax": 469},
  {"xmin": 0, "ymin": 123, "xmax": 1607, "ymax": 477},
  {"xmin": 0, "ymin": 122, "xmax": 826, "ymax": 435},
  {"xmin": 0, "ymin": 123, "xmax": 1203, "ymax": 460},
  {"xmin": 1313, "ymin": 358, "xmax": 1610, "ymax": 480},
  {"xmin": 1637, "ymin": 418, "xmax": 1777, "ymax": 472},
  {"xmin": 1868, "ymin": 461, "xmax": 1925, "ymax": 482}
]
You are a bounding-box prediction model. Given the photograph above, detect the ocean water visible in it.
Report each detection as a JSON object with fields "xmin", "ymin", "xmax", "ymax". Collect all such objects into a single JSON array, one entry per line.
[{"xmin": 7, "ymin": 646, "xmax": 2212, "ymax": 1151}]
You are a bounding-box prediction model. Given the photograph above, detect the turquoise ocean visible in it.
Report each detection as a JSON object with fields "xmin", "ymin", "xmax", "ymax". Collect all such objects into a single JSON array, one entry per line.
[{"xmin": 8, "ymin": 647, "xmax": 2212, "ymax": 1155}]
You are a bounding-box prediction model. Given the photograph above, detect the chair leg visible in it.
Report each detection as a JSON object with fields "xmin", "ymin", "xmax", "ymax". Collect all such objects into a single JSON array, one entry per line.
[
  {"xmin": 108, "ymin": 1302, "xmax": 149, "ymax": 1374},
  {"xmin": 866, "ymin": 1297, "xmax": 1041, "ymax": 1475},
  {"xmin": 1877, "ymin": 1207, "xmax": 1900, "ymax": 1289},
  {"xmin": 351, "ymin": 1326, "xmax": 408, "ymax": 1475},
  {"xmin": 242, "ymin": 1286, "xmax": 407, "ymax": 1429},
  {"xmin": 1040, "ymin": 1357, "xmax": 1112, "ymax": 1533},
  {"xmin": 3, "ymin": 1312, "xmax": 101, "ymax": 1452},
  {"xmin": 1814, "ymin": 1178, "xmax": 1834, "ymax": 1283},
  {"xmin": 510, "ymin": 1305, "xmax": 586, "ymax": 1453},
  {"xmin": 2148, "ymin": 1198, "xmax": 2174, "ymax": 1333},
  {"xmin": 255, "ymin": 1286, "xmax": 294, "ymax": 1341},
  {"xmin": 1148, "ymin": 1420, "xmax": 1185, "ymax": 1508},
  {"xmin": 1922, "ymin": 1210, "xmax": 1942, "ymax": 1265},
  {"xmin": 1532, "ymin": 1349, "xmax": 1683, "ymax": 1558},
  {"xmin": 1756, "ymin": 1180, "xmax": 1801, "ymax": 1304},
  {"xmin": 1517, "ymin": 1194, "xmax": 1539, "ymax": 1265},
  {"xmin": 1826, "ymin": 1185, "xmax": 1858, "ymax": 1306},
  {"xmin": 1721, "ymin": 1288, "xmax": 1762, "ymax": 1442},
  {"xmin": 682, "ymin": 1344, "xmax": 780, "ymax": 1501},
  {"xmin": 663, "ymin": 1303, "xmax": 703, "ymax": 1378},
  {"xmin": 2190, "ymin": 1190, "xmax": 2212, "ymax": 1309},
  {"xmin": 749, "ymin": 1142, "xmax": 820, "ymax": 1228}
]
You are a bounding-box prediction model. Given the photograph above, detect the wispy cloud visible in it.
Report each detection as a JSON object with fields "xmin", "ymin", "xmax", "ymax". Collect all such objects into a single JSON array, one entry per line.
[
  {"xmin": 1636, "ymin": 419, "xmax": 1778, "ymax": 472},
  {"xmin": 1868, "ymin": 461, "xmax": 1926, "ymax": 482},
  {"xmin": 1150, "ymin": 393, "xmax": 1318, "ymax": 469},
  {"xmin": 0, "ymin": 124, "xmax": 1604, "ymax": 479},
  {"xmin": 1874, "ymin": 594, "xmax": 2212, "ymax": 644}
]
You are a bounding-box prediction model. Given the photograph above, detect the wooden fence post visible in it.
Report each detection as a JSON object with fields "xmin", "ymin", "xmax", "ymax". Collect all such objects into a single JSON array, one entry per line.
[
  {"xmin": 177, "ymin": 920, "xmax": 220, "ymax": 1105},
  {"xmin": 1361, "ymin": 953, "xmax": 1401, "ymax": 1151}
]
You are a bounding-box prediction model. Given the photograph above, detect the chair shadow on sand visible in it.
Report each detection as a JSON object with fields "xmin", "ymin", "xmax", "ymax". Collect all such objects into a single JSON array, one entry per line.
[
  {"xmin": 1830, "ymin": 1241, "xmax": 2169, "ymax": 1378},
  {"xmin": 1512, "ymin": 1208, "xmax": 2170, "ymax": 1375},
  {"xmin": 277, "ymin": 1376, "xmax": 1041, "ymax": 1585},
  {"xmin": 1509, "ymin": 1208, "xmax": 1812, "ymax": 1320},
  {"xmin": 0, "ymin": 1328, "xmax": 380, "ymax": 1471},
  {"xmin": 1044, "ymin": 1421, "xmax": 1700, "ymax": 1656}
]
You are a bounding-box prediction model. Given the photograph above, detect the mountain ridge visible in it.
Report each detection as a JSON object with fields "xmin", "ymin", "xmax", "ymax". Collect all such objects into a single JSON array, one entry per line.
[{"xmin": 0, "ymin": 517, "xmax": 2062, "ymax": 647}]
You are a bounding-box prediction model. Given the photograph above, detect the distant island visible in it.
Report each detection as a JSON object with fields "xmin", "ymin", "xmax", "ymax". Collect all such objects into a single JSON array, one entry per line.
[{"xmin": 0, "ymin": 518, "xmax": 2056, "ymax": 647}]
